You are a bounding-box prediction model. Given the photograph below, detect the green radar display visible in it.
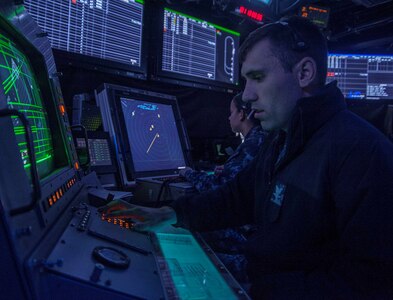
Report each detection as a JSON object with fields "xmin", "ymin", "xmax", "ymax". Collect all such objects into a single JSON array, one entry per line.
[{"xmin": 0, "ymin": 31, "xmax": 55, "ymax": 179}]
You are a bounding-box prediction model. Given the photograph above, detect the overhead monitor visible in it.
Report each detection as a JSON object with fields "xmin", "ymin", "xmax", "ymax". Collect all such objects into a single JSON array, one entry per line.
[
  {"xmin": 299, "ymin": 5, "xmax": 330, "ymax": 28},
  {"xmin": 327, "ymin": 53, "xmax": 393, "ymax": 100},
  {"xmin": 154, "ymin": 7, "xmax": 240, "ymax": 90},
  {"xmin": 24, "ymin": 0, "xmax": 146, "ymax": 78},
  {"xmin": 0, "ymin": 20, "xmax": 69, "ymax": 180}
]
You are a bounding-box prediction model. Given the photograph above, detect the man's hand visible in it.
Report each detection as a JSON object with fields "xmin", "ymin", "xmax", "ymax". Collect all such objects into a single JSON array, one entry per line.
[{"xmin": 98, "ymin": 199, "xmax": 177, "ymax": 232}]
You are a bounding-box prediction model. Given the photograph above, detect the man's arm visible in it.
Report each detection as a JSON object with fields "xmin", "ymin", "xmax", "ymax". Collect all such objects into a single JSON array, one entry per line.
[
  {"xmin": 170, "ymin": 160, "xmax": 257, "ymax": 232},
  {"xmin": 179, "ymin": 127, "xmax": 265, "ymax": 193},
  {"xmin": 100, "ymin": 159, "xmax": 258, "ymax": 232}
]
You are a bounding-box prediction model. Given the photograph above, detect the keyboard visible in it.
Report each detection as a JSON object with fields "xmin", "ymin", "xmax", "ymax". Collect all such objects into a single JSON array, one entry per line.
[{"xmin": 154, "ymin": 176, "xmax": 187, "ymax": 183}]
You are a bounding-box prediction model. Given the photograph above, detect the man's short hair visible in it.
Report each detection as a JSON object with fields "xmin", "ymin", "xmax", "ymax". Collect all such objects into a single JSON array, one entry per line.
[{"xmin": 239, "ymin": 16, "xmax": 328, "ymax": 86}]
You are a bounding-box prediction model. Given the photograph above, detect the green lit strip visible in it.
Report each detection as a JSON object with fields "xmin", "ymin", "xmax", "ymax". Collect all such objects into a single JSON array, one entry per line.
[
  {"xmin": 14, "ymin": 129, "xmax": 26, "ymax": 135},
  {"xmin": 33, "ymin": 150, "xmax": 52, "ymax": 156},
  {"xmin": 35, "ymin": 127, "xmax": 50, "ymax": 131},
  {"xmin": 13, "ymin": 125, "xmax": 45, "ymax": 131},
  {"xmin": 135, "ymin": 0, "xmax": 144, "ymax": 4},
  {"xmin": 0, "ymin": 49, "xmax": 18, "ymax": 62},
  {"xmin": 165, "ymin": 8, "xmax": 240, "ymax": 36},
  {"xmin": 21, "ymin": 116, "xmax": 46, "ymax": 120},
  {"xmin": 18, "ymin": 139, "xmax": 50, "ymax": 151},
  {"xmin": 0, "ymin": 38, "xmax": 18, "ymax": 53},
  {"xmin": 10, "ymin": 114, "xmax": 45, "ymax": 119},
  {"xmin": 0, "ymin": 63, "xmax": 15, "ymax": 71},
  {"xmin": 18, "ymin": 141, "xmax": 52, "ymax": 149},
  {"xmin": 8, "ymin": 101, "xmax": 44, "ymax": 110},
  {"xmin": 23, "ymin": 155, "xmax": 53, "ymax": 169},
  {"xmin": 21, "ymin": 149, "xmax": 52, "ymax": 155},
  {"xmin": 21, "ymin": 151, "xmax": 52, "ymax": 159},
  {"xmin": 16, "ymin": 108, "xmax": 46, "ymax": 114},
  {"xmin": 19, "ymin": 142, "xmax": 52, "ymax": 149}
]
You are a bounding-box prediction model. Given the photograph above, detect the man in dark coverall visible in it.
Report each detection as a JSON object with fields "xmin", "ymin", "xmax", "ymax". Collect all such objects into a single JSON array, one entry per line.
[{"xmin": 102, "ymin": 16, "xmax": 393, "ymax": 299}]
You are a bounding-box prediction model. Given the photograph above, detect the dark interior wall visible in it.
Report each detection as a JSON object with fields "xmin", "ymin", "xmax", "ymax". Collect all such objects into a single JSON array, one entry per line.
[
  {"xmin": 57, "ymin": 63, "xmax": 234, "ymax": 137},
  {"xmin": 56, "ymin": 61, "xmax": 236, "ymax": 162},
  {"xmin": 57, "ymin": 62, "xmax": 393, "ymax": 137},
  {"xmin": 50, "ymin": 0, "xmax": 245, "ymax": 145},
  {"xmin": 56, "ymin": 62, "xmax": 393, "ymax": 168},
  {"xmin": 346, "ymin": 99, "xmax": 393, "ymax": 142},
  {"xmin": 47, "ymin": 0, "xmax": 393, "ymax": 167}
]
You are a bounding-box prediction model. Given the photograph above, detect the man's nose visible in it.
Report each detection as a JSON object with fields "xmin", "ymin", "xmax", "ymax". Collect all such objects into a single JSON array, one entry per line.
[
  {"xmin": 242, "ymin": 94, "xmax": 257, "ymax": 104},
  {"xmin": 242, "ymin": 83, "xmax": 257, "ymax": 103}
]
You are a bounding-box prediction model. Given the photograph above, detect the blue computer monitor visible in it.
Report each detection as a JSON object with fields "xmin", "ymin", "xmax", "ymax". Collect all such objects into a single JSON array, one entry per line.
[
  {"xmin": 24, "ymin": 0, "xmax": 147, "ymax": 78},
  {"xmin": 327, "ymin": 53, "xmax": 393, "ymax": 100},
  {"xmin": 97, "ymin": 85, "xmax": 190, "ymax": 180},
  {"xmin": 119, "ymin": 96, "xmax": 187, "ymax": 174},
  {"xmin": 154, "ymin": 7, "xmax": 240, "ymax": 90}
]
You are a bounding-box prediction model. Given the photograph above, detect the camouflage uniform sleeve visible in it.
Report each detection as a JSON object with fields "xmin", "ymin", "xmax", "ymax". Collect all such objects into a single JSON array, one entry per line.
[
  {"xmin": 184, "ymin": 170, "xmax": 219, "ymax": 193},
  {"xmin": 185, "ymin": 126, "xmax": 266, "ymax": 193}
]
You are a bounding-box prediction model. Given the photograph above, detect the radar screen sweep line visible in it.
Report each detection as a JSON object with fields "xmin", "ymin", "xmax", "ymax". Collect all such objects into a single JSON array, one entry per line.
[{"xmin": 147, "ymin": 132, "xmax": 160, "ymax": 154}]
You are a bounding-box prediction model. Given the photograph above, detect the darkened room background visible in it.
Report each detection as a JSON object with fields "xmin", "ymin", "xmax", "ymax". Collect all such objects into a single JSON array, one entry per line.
[{"xmin": 54, "ymin": 0, "xmax": 393, "ymax": 165}]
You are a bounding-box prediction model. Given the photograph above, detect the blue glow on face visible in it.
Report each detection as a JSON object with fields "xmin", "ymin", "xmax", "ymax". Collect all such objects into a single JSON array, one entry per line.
[{"xmin": 137, "ymin": 103, "xmax": 158, "ymax": 111}]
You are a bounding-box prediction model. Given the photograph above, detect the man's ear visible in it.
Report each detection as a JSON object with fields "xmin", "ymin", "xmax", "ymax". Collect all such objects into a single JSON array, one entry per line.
[
  {"xmin": 295, "ymin": 57, "xmax": 317, "ymax": 88},
  {"xmin": 240, "ymin": 110, "xmax": 246, "ymax": 121}
]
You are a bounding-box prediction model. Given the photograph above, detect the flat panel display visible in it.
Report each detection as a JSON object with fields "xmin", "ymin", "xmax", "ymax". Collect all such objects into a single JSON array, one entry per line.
[
  {"xmin": 24, "ymin": 0, "xmax": 146, "ymax": 76},
  {"xmin": 327, "ymin": 53, "xmax": 393, "ymax": 100},
  {"xmin": 157, "ymin": 8, "xmax": 240, "ymax": 89},
  {"xmin": 299, "ymin": 5, "xmax": 330, "ymax": 28},
  {"xmin": 119, "ymin": 97, "xmax": 186, "ymax": 173},
  {"xmin": 88, "ymin": 138, "xmax": 112, "ymax": 167}
]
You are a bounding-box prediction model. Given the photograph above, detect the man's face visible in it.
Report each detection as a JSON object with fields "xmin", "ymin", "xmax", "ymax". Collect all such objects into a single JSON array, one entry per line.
[{"xmin": 241, "ymin": 39, "xmax": 303, "ymax": 131}]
